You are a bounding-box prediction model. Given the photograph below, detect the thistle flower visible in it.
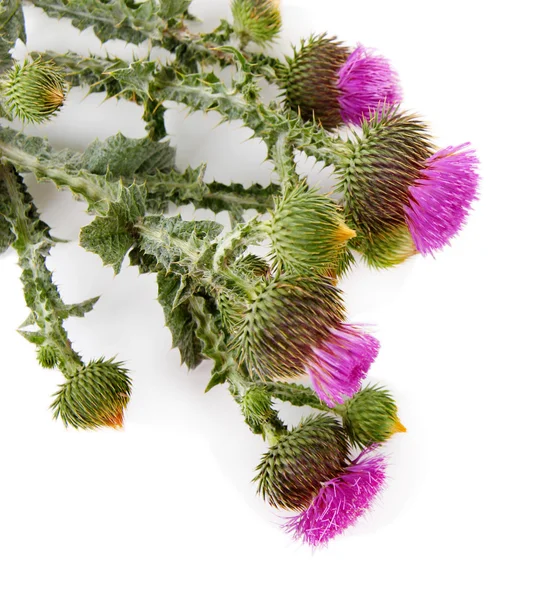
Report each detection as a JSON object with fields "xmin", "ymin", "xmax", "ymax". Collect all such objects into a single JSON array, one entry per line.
[
  {"xmin": 282, "ymin": 35, "xmax": 401, "ymax": 129},
  {"xmin": 307, "ymin": 324, "xmax": 380, "ymax": 408},
  {"xmin": 254, "ymin": 414, "xmax": 350, "ymax": 510},
  {"xmin": 50, "ymin": 358, "xmax": 132, "ymax": 429},
  {"xmin": 340, "ymin": 385, "xmax": 406, "ymax": 447},
  {"xmin": 283, "ymin": 448, "xmax": 386, "ymax": 547},
  {"xmin": 405, "ymin": 143, "xmax": 480, "ymax": 254},
  {"xmin": 268, "ymin": 182, "xmax": 356, "ymax": 275},
  {"xmin": 234, "ymin": 275, "xmax": 379, "ymax": 406},
  {"xmin": 338, "ymin": 109, "xmax": 479, "ymax": 267},
  {"xmin": 0, "ymin": 59, "xmax": 66, "ymax": 124},
  {"xmin": 231, "ymin": 0, "xmax": 281, "ymax": 47}
]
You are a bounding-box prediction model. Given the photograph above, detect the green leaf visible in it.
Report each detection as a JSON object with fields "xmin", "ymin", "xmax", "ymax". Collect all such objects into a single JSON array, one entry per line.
[
  {"xmin": 189, "ymin": 295, "xmax": 231, "ymax": 391},
  {"xmin": 0, "ymin": 0, "xmax": 25, "ymax": 73},
  {"xmin": 0, "ymin": 186, "xmax": 15, "ymax": 254},
  {"xmin": 104, "ymin": 60, "xmax": 157, "ymax": 100},
  {"xmin": 78, "ymin": 132, "xmax": 175, "ymax": 177},
  {"xmin": 156, "ymin": 272, "xmax": 203, "ymax": 369},
  {"xmin": 80, "ymin": 183, "xmax": 146, "ymax": 274},
  {"xmin": 61, "ymin": 296, "xmax": 100, "ymax": 318},
  {"xmin": 159, "ymin": 0, "xmax": 192, "ymax": 21},
  {"xmin": 29, "ymin": 0, "xmax": 167, "ymax": 44},
  {"xmin": 262, "ymin": 382, "xmax": 326, "ymax": 411},
  {"xmin": 136, "ymin": 214, "xmax": 223, "ymax": 274},
  {"xmin": 17, "ymin": 329, "xmax": 46, "ymax": 345}
]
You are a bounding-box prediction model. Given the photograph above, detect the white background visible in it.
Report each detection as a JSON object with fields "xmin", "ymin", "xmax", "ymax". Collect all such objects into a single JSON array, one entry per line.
[{"xmin": 1, "ymin": 1, "xmax": 539, "ymax": 598}]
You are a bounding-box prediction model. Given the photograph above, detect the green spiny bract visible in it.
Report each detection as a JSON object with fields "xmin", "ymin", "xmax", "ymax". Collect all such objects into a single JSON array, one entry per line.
[
  {"xmin": 50, "ymin": 358, "xmax": 132, "ymax": 429},
  {"xmin": 282, "ymin": 34, "xmax": 349, "ymax": 129},
  {"xmin": 337, "ymin": 109, "xmax": 435, "ymax": 268},
  {"xmin": 231, "ymin": 0, "xmax": 281, "ymax": 47},
  {"xmin": 340, "ymin": 385, "xmax": 406, "ymax": 448},
  {"xmin": 254, "ymin": 414, "xmax": 350, "ymax": 510},
  {"xmin": 268, "ymin": 181, "xmax": 356, "ymax": 276},
  {"xmin": 0, "ymin": 58, "xmax": 66, "ymax": 124},
  {"xmin": 232, "ymin": 274, "xmax": 344, "ymax": 380}
]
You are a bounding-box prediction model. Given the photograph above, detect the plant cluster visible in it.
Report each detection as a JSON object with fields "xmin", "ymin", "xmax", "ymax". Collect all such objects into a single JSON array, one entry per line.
[{"xmin": 0, "ymin": 0, "xmax": 478, "ymax": 546}]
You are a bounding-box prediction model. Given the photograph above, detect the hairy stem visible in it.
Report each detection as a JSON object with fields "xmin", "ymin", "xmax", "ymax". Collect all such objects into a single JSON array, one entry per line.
[{"xmin": 1, "ymin": 163, "xmax": 83, "ymax": 376}]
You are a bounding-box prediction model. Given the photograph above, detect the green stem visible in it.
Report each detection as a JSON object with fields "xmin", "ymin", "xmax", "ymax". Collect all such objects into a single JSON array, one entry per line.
[
  {"xmin": 1, "ymin": 163, "xmax": 83, "ymax": 377},
  {"xmin": 0, "ymin": 136, "xmax": 112, "ymax": 214}
]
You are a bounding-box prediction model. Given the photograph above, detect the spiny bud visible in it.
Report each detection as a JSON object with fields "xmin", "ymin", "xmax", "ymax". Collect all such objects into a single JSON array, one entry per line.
[
  {"xmin": 50, "ymin": 358, "xmax": 131, "ymax": 429},
  {"xmin": 340, "ymin": 385, "xmax": 406, "ymax": 448},
  {"xmin": 254, "ymin": 414, "xmax": 350, "ymax": 510},
  {"xmin": 233, "ymin": 274, "xmax": 345, "ymax": 380},
  {"xmin": 338, "ymin": 109, "xmax": 434, "ymax": 268},
  {"xmin": 282, "ymin": 35, "xmax": 401, "ymax": 129},
  {"xmin": 0, "ymin": 59, "xmax": 66, "ymax": 124},
  {"xmin": 242, "ymin": 387, "xmax": 274, "ymax": 426},
  {"xmin": 234, "ymin": 253, "xmax": 272, "ymax": 279},
  {"xmin": 231, "ymin": 0, "xmax": 281, "ymax": 47},
  {"xmin": 268, "ymin": 181, "xmax": 356, "ymax": 275},
  {"xmin": 37, "ymin": 345, "xmax": 58, "ymax": 369},
  {"xmin": 338, "ymin": 109, "xmax": 479, "ymax": 266}
]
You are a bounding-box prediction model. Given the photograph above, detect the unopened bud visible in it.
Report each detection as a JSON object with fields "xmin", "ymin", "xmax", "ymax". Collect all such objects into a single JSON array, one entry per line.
[{"xmin": 0, "ymin": 59, "xmax": 66, "ymax": 124}]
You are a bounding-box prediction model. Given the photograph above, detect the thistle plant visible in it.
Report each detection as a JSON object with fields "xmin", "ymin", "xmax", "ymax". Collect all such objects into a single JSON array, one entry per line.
[{"xmin": 0, "ymin": 0, "xmax": 479, "ymax": 547}]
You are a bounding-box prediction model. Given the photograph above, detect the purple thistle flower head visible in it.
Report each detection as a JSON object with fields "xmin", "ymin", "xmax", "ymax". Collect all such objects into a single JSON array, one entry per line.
[
  {"xmin": 283, "ymin": 448, "xmax": 386, "ymax": 547},
  {"xmin": 337, "ymin": 45, "xmax": 402, "ymax": 125},
  {"xmin": 405, "ymin": 143, "xmax": 479, "ymax": 255},
  {"xmin": 306, "ymin": 323, "xmax": 380, "ymax": 408},
  {"xmin": 282, "ymin": 36, "xmax": 401, "ymax": 129}
]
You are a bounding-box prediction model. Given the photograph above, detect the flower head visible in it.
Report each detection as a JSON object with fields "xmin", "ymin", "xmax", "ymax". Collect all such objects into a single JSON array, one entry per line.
[
  {"xmin": 0, "ymin": 58, "xmax": 66, "ymax": 124},
  {"xmin": 338, "ymin": 110, "xmax": 479, "ymax": 266},
  {"xmin": 283, "ymin": 448, "xmax": 386, "ymax": 547},
  {"xmin": 405, "ymin": 143, "xmax": 479, "ymax": 254},
  {"xmin": 337, "ymin": 45, "xmax": 402, "ymax": 125},
  {"xmin": 282, "ymin": 35, "xmax": 401, "ymax": 129},
  {"xmin": 307, "ymin": 324, "xmax": 380, "ymax": 408},
  {"xmin": 234, "ymin": 274, "xmax": 345, "ymax": 381},
  {"xmin": 50, "ymin": 358, "xmax": 132, "ymax": 429},
  {"xmin": 231, "ymin": 0, "xmax": 281, "ymax": 47},
  {"xmin": 269, "ymin": 181, "xmax": 356, "ymax": 275},
  {"xmin": 254, "ymin": 414, "xmax": 349, "ymax": 510},
  {"xmin": 233, "ymin": 275, "xmax": 378, "ymax": 404}
]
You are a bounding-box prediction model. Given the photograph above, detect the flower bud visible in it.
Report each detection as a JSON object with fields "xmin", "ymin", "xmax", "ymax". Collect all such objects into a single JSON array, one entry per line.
[
  {"xmin": 283, "ymin": 447, "xmax": 386, "ymax": 546},
  {"xmin": 269, "ymin": 182, "xmax": 355, "ymax": 275},
  {"xmin": 50, "ymin": 358, "xmax": 131, "ymax": 429},
  {"xmin": 338, "ymin": 110, "xmax": 479, "ymax": 266},
  {"xmin": 254, "ymin": 414, "xmax": 350, "ymax": 510},
  {"xmin": 0, "ymin": 59, "xmax": 66, "ymax": 124},
  {"xmin": 231, "ymin": 0, "xmax": 281, "ymax": 47},
  {"xmin": 242, "ymin": 387, "xmax": 274, "ymax": 430},
  {"xmin": 282, "ymin": 35, "xmax": 401, "ymax": 129},
  {"xmin": 341, "ymin": 385, "xmax": 406, "ymax": 448},
  {"xmin": 37, "ymin": 345, "xmax": 58, "ymax": 369}
]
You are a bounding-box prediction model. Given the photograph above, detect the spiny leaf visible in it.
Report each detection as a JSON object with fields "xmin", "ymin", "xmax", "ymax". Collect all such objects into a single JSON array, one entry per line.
[
  {"xmin": 29, "ymin": 0, "xmax": 168, "ymax": 44},
  {"xmin": 0, "ymin": 0, "xmax": 26, "ymax": 73},
  {"xmin": 80, "ymin": 184, "xmax": 146, "ymax": 274},
  {"xmin": 136, "ymin": 214, "xmax": 223, "ymax": 274},
  {"xmin": 78, "ymin": 132, "xmax": 175, "ymax": 177},
  {"xmin": 262, "ymin": 381, "xmax": 326, "ymax": 411},
  {"xmin": 156, "ymin": 272, "xmax": 204, "ymax": 369}
]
